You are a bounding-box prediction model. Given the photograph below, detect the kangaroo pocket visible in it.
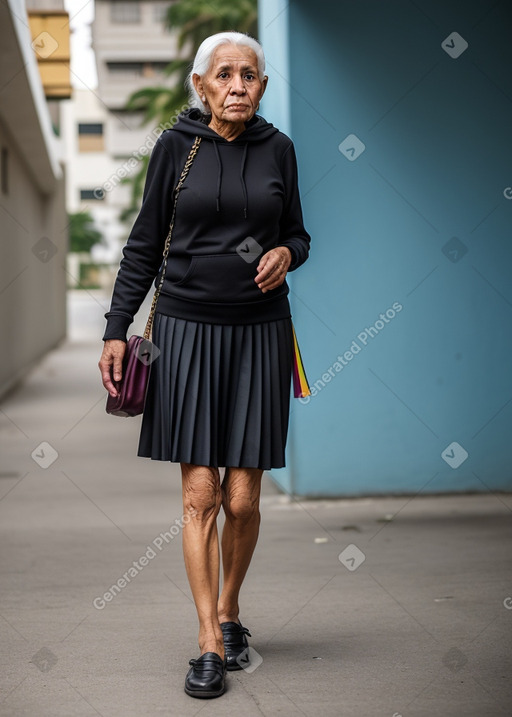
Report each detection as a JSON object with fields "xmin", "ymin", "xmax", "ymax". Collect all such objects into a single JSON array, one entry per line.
[{"xmin": 165, "ymin": 253, "xmax": 266, "ymax": 303}]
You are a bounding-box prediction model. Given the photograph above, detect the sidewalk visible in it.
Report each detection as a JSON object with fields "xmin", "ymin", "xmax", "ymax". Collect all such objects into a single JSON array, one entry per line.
[{"xmin": 0, "ymin": 291, "xmax": 511, "ymax": 716}]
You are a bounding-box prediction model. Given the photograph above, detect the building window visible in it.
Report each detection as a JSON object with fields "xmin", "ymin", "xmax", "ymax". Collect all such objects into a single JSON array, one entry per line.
[
  {"xmin": 106, "ymin": 61, "xmax": 170, "ymax": 78},
  {"xmin": 80, "ymin": 189, "xmax": 104, "ymax": 201},
  {"xmin": 78, "ymin": 123, "xmax": 103, "ymax": 135},
  {"xmin": 143, "ymin": 61, "xmax": 169, "ymax": 77},
  {"xmin": 78, "ymin": 123, "xmax": 104, "ymax": 152},
  {"xmin": 1, "ymin": 147, "xmax": 7, "ymax": 195},
  {"xmin": 110, "ymin": 1, "xmax": 140, "ymax": 23},
  {"xmin": 106, "ymin": 62, "xmax": 144, "ymax": 76}
]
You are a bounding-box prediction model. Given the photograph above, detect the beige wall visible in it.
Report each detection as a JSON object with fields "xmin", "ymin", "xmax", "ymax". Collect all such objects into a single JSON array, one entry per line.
[
  {"xmin": 0, "ymin": 0, "xmax": 67, "ymax": 399},
  {"xmin": 0, "ymin": 121, "xmax": 67, "ymax": 398}
]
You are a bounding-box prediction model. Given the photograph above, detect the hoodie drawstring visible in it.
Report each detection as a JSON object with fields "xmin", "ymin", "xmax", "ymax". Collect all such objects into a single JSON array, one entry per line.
[
  {"xmin": 240, "ymin": 143, "xmax": 248, "ymax": 219},
  {"xmin": 212, "ymin": 141, "xmax": 249, "ymax": 219},
  {"xmin": 213, "ymin": 141, "xmax": 222, "ymax": 213}
]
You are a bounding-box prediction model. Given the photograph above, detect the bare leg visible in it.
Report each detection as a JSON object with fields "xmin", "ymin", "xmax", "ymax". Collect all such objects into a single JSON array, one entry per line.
[
  {"xmin": 217, "ymin": 467, "xmax": 263, "ymax": 623},
  {"xmin": 181, "ymin": 463, "xmax": 224, "ymax": 658}
]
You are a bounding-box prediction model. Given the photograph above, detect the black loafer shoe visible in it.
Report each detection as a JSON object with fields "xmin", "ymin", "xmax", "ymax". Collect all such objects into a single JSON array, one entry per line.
[
  {"xmin": 184, "ymin": 651, "xmax": 226, "ymax": 698},
  {"xmin": 220, "ymin": 621, "xmax": 252, "ymax": 671}
]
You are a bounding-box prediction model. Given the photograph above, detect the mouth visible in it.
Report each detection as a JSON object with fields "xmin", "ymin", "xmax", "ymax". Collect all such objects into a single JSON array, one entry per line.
[{"xmin": 226, "ymin": 104, "xmax": 249, "ymax": 110}]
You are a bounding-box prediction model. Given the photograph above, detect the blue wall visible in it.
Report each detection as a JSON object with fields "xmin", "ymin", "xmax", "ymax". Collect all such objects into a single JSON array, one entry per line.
[{"xmin": 260, "ymin": 0, "xmax": 512, "ymax": 495}]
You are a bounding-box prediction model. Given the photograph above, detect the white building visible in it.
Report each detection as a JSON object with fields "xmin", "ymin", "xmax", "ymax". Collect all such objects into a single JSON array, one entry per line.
[
  {"xmin": 60, "ymin": 87, "xmax": 131, "ymax": 266},
  {"xmin": 61, "ymin": 0, "xmax": 184, "ymax": 269},
  {"xmin": 92, "ymin": 0, "xmax": 182, "ymax": 128}
]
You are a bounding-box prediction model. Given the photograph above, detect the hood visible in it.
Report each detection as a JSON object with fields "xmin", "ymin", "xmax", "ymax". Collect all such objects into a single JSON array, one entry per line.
[
  {"xmin": 172, "ymin": 108, "xmax": 279, "ymax": 219},
  {"xmin": 172, "ymin": 107, "xmax": 279, "ymax": 143}
]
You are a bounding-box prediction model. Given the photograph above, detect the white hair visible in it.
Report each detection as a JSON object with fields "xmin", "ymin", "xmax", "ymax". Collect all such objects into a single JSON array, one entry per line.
[{"xmin": 185, "ymin": 32, "xmax": 266, "ymax": 112}]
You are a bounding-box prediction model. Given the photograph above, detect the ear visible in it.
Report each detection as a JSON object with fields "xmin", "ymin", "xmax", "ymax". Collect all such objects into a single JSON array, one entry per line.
[
  {"xmin": 259, "ymin": 75, "xmax": 268, "ymax": 101},
  {"xmin": 192, "ymin": 73, "xmax": 204, "ymax": 100}
]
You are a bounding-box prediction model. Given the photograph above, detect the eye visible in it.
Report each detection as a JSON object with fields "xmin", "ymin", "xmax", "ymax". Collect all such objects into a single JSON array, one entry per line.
[
  {"xmin": 244, "ymin": 73, "xmax": 255, "ymax": 81},
  {"xmin": 218, "ymin": 72, "xmax": 229, "ymax": 79}
]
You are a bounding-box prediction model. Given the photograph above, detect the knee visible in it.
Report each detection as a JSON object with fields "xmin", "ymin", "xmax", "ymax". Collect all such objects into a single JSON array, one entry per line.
[
  {"xmin": 182, "ymin": 464, "xmax": 222, "ymax": 523},
  {"xmin": 222, "ymin": 484, "xmax": 260, "ymax": 525}
]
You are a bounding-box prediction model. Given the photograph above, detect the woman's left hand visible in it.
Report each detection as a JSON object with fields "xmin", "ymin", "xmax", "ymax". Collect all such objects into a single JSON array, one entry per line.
[{"xmin": 255, "ymin": 246, "xmax": 292, "ymax": 294}]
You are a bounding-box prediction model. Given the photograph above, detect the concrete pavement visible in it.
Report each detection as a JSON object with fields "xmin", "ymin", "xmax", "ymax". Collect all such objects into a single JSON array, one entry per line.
[{"xmin": 0, "ymin": 291, "xmax": 511, "ymax": 716}]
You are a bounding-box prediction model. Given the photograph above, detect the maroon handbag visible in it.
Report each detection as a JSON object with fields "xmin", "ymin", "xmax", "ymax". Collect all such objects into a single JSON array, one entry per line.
[
  {"xmin": 105, "ymin": 136, "xmax": 202, "ymax": 417},
  {"xmin": 105, "ymin": 336, "xmax": 157, "ymax": 417}
]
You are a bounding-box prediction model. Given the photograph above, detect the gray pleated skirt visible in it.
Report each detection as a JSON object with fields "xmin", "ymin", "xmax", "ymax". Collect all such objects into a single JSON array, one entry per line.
[{"xmin": 138, "ymin": 313, "xmax": 294, "ymax": 470}]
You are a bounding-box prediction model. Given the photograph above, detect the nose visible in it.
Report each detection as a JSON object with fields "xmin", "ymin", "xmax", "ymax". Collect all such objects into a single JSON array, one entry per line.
[{"xmin": 230, "ymin": 74, "xmax": 246, "ymax": 94}]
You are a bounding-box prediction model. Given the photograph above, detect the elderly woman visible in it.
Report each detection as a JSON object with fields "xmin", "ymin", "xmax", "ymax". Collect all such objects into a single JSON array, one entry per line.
[{"xmin": 99, "ymin": 31, "xmax": 310, "ymax": 698}]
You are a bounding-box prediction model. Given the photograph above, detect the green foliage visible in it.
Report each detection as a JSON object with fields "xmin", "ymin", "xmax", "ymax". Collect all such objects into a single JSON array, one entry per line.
[
  {"xmin": 120, "ymin": 0, "xmax": 258, "ymax": 222},
  {"xmin": 68, "ymin": 210, "xmax": 103, "ymax": 253},
  {"xmin": 166, "ymin": 0, "xmax": 258, "ymax": 51},
  {"xmin": 123, "ymin": 61, "xmax": 191, "ymax": 126}
]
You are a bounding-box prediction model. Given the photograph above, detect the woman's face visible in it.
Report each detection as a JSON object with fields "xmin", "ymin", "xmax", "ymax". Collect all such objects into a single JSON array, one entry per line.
[{"xmin": 194, "ymin": 44, "xmax": 267, "ymax": 126}]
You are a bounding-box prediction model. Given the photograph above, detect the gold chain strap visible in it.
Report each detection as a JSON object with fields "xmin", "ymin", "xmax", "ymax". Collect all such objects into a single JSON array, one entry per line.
[{"xmin": 143, "ymin": 135, "xmax": 202, "ymax": 340}]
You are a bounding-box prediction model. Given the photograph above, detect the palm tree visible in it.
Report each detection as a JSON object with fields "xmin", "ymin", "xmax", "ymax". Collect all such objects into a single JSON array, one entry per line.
[
  {"xmin": 120, "ymin": 0, "xmax": 258, "ymax": 222},
  {"xmin": 167, "ymin": 0, "xmax": 257, "ymax": 51}
]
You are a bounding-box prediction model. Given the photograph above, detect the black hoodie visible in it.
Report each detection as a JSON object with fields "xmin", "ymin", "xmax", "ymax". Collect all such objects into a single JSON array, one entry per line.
[{"xmin": 103, "ymin": 109, "xmax": 311, "ymax": 340}]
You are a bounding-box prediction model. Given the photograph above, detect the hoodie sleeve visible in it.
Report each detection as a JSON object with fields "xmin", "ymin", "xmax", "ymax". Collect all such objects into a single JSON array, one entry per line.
[
  {"xmin": 277, "ymin": 141, "xmax": 311, "ymax": 271},
  {"xmin": 102, "ymin": 136, "xmax": 176, "ymax": 341}
]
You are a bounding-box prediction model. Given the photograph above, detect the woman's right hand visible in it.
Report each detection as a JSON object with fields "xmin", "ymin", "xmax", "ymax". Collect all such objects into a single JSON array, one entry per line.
[{"xmin": 99, "ymin": 340, "xmax": 127, "ymax": 397}]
